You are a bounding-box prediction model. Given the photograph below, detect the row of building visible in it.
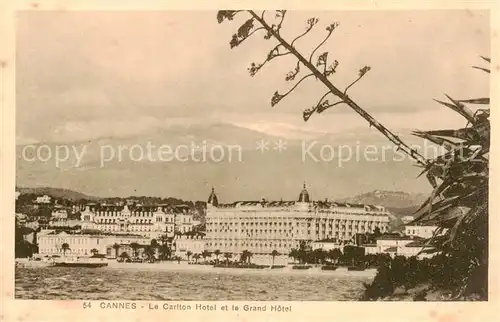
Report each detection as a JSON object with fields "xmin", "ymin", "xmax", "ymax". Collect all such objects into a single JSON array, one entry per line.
[{"xmin": 34, "ymin": 185, "xmax": 438, "ymax": 264}]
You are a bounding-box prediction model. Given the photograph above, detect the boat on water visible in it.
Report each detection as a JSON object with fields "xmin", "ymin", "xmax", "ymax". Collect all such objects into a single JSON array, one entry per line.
[
  {"xmin": 51, "ymin": 254, "xmax": 109, "ymax": 268},
  {"xmin": 52, "ymin": 262, "xmax": 108, "ymax": 268}
]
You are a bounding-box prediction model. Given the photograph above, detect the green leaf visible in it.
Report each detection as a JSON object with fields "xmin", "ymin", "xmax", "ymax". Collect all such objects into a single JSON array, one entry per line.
[
  {"xmin": 472, "ymin": 66, "xmax": 490, "ymax": 73},
  {"xmin": 413, "ymin": 130, "xmax": 457, "ymax": 151},
  {"xmin": 425, "ymin": 128, "xmax": 475, "ymax": 141},
  {"xmin": 434, "ymin": 95, "xmax": 475, "ymax": 124},
  {"xmin": 480, "ymin": 56, "xmax": 490, "ymax": 63},
  {"xmin": 458, "ymin": 98, "xmax": 490, "ymax": 105}
]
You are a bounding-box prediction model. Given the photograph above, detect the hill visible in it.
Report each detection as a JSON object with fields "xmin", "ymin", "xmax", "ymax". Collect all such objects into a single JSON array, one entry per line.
[
  {"xmin": 341, "ymin": 190, "xmax": 429, "ymax": 232},
  {"xmin": 16, "ymin": 187, "xmax": 100, "ymax": 201},
  {"xmin": 341, "ymin": 190, "xmax": 428, "ymax": 210}
]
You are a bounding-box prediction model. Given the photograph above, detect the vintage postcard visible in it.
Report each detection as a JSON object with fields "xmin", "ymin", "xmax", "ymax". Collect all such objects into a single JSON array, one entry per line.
[{"xmin": 1, "ymin": 0, "xmax": 499, "ymax": 321}]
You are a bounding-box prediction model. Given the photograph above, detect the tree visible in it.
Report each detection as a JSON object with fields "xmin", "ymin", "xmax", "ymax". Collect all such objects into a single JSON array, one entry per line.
[
  {"xmin": 246, "ymin": 251, "xmax": 253, "ymax": 264},
  {"xmin": 112, "ymin": 243, "xmax": 121, "ymax": 259},
  {"xmin": 289, "ymin": 248, "xmax": 299, "ymax": 264},
  {"xmin": 159, "ymin": 234, "xmax": 170, "ymax": 247},
  {"xmin": 240, "ymin": 250, "xmax": 252, "ymax": 264},
  {"xmin": 186, "ymin": 251, "xmax": 193, "ymax": 262},
  {"xmin": 223, "ymin": 252, "xmax": 232, "ymax": 266},
  {"xmin": 193, "ymin": 253, "xmax": 200, "ymax": 264},
  {"xmin": 214, "ymin": 249, "xmax": 221, "ymax": 264},
  {"xmin": 219, "ymin": 10, "xmax": 489, "ymax": 299},
  {"xmin": 159, "ymin": 244, "xmax": 172, "ymax": 261},
  {"xmin": 201, "ymin": 250, "xmax": 212, "ymax": 262},
  {"xmin": 144, "ymin": 246, "xmax": 156, "ymax": 261},
  {"xmin": 271, "ymin": 250, "xmax": 279, "ymax": 266},
  {"xmin": 408, "ymin": 58, "xmax": 490, "ymax": 299},
  {"xmin": 61, "ymin": 243, "xmax": 70, "ymax": 256},
  {"xmin": 119, "ymin": 252, "xmax": 129, "ymax": 260},
  {"xmin": 328, "ymin": 248, "xmax": 342, "ymax": 264},
  {"xmin": 312, "ymin": 248, "xmax": 327, "ymax": 264}
]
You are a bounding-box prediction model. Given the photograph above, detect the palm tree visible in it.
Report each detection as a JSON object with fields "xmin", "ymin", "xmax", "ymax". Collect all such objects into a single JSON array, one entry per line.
[
  {"xmin": 159, "ymin": 234, "xmax": 169, "ymax": 247},
  {"xmin": 61, "ymin": 243, "xmax": 70, "ymax": 256},
  {"xmin": 193, "ymin": 253, "xmax": 200, "ymax": 264},
  {"xmin": 112, "ymin": 243, "xmax": 121, "ymax": 259},
  {"xmin": 144, "ymin": 246, "xmax": 156, "ymax": 261},
  {"xmin": 119, "ymin": 252, "xmax": 129, "ymax": 260},
  {"xmin": 223, "ymin": 252, "xmax": 232, "ymax": 266},
  {"xmin": 271, "ymin": 250, "xmax": 279, "ymax": 266},
  {"xmin": 246, "ymin": 251, "xmax": 253, "ymax": 264},
  {"xmin": 159, "ymin": 244, "xmax": 171, "ymax": 261},
  {"xmin": 201, "ymin": 250, "xmax": 211, "ymax": 263},
  {"xmin": 90, "ymin": 248, "xmax": 99, "ymax": 256},
  {"xmin": 214, "ymin": 249, "xmax": 221, "ymax": 264},
  {"xmin": 240, "ymin": 250, "xmax": 251, "ymax": 264},
  {"xmin": 328, "ymin": 248, "xmax": 342, "ymax": 265},
  {"xmin": 129, "ymin": 242, "xmax": 141, "ymax": 258},
  {"xmin": 313, "ymin": 248, "xmax": 326, "ymax": 264},
  {"xmin": 289, "ymin": 248, "xmax": 299, "ymax": 264},
  {"xmin": 150, "ymin": 239, "xmax": 159, "ymax": 258},
  {"xmin": 186, "ymin": 251, "xmax": 193, "ymax": 262}
]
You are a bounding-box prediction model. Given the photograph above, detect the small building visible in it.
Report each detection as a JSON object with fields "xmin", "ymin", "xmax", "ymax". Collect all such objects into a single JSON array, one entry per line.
[
  {"xmin": 362, "ymin": 243, "xmax": 378, "ymax": 255},
  {"xmin": 35, "ymin": 195, "xmax": 51, "ymax": 204},
  {"xmin": 405, "ymin": 225, "xmax": 438, "ymax": 239},
  {"xmin": 397, "ymin": 240, "xmax": 435, "ymax": 259},
  {"xmin": 362, "ymin": 234, "xmax": 436, "ymax": 259},
  {"xmin": 37, "ymin": 231, "xmax": 150, "ymax": 258},
  {"xmin": 311, "ymin": 239, "xmax": 342, "ymax": 252},
  {"xmin": 174, "ymin": 234, "xmax": 205, "ymax": 260},
  {"xmin": 361, "ymin": 234, "xmax": 413, "ymax": 256},
  {"xmin": 15, "ymin": 213, "xmax": 27, "ymax": 223},
  {"xmin": 52, "ymin": 207, "xmax": 68, "ymax": 220},
  {"xmin": 401, "ymin": 215, "xmax": 415, "ymax": 225},
  {"xmin": 24, "ymin": 221, "xmax": 40, "ymax": 230}
]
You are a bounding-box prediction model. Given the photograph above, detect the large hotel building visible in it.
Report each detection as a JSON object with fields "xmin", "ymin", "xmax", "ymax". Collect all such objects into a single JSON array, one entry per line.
[
  {"xmin": 79, "ymin": 203, "xmax": 194, "ymax": 239},
  {"xmin": 205, "ymin": 185, "xmax": 391, "ymax": 256}
]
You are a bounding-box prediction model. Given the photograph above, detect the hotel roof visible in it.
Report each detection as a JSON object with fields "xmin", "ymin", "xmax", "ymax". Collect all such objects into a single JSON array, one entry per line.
[{"xmin": 216, "ymin": 200, "xmax": 387, "ymax": 210}]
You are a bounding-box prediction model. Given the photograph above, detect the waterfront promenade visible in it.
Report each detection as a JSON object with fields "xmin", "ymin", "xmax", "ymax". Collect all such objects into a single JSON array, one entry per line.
[{"xmin": 16, "ymin": 258, "xmax": 377, "ymax": 277}]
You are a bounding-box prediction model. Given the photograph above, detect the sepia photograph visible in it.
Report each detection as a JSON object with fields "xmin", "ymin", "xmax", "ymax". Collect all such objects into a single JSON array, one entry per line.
[{"xmin": 11, "ymin": 7, "xmax": 491, "ymax": 305}]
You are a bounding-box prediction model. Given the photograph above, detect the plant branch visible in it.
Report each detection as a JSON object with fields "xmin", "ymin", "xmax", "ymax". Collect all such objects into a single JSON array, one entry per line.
[
  {"xmin": 276, "ymin": 10, "xmax": 286, "ymax": 32},
  {"xmin": 272, "ymin": 73, "xmax": 315, "ymax": 106},
  {"xmin": 282, "ymin": 73, "xmax": 314, "ymax": 97},
  {"xmin": 344, "ymin": 67, "xmax": 371, "ymax": 95},
  {"xmin": 247, "ymin": 27, "xmax": 265, "ymax": 38},
  {"xmin": 290, "ymin": 19, "xmax": 317, "ymax": 47},
  {"xmin": 309, "ymin": 30, "xmax": 334, "ymax": 63}
]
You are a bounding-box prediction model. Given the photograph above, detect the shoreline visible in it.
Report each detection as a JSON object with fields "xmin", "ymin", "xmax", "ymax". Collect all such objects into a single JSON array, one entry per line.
[{"xmin": 16, "ymin": 259, "xmax": 378, "ymax": 277}]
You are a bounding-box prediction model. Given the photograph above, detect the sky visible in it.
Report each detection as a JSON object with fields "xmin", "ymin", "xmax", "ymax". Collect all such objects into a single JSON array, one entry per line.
[{"xmin": 16, "ymin": 10, "xmax": 490, "ymax": 145}]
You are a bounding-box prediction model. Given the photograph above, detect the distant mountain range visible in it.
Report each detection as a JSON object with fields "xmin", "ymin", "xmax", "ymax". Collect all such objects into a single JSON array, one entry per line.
[
  {"xmin": 16, "ymin": 186, "xmax": 427, "ymax": 212},
  {"xmin": 16, "ymin": 123, "xmax": 432, "ymax": 202},
  {"xmin": 341, "ymin": 190, "xmax": 427, "ymax": 212}
]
